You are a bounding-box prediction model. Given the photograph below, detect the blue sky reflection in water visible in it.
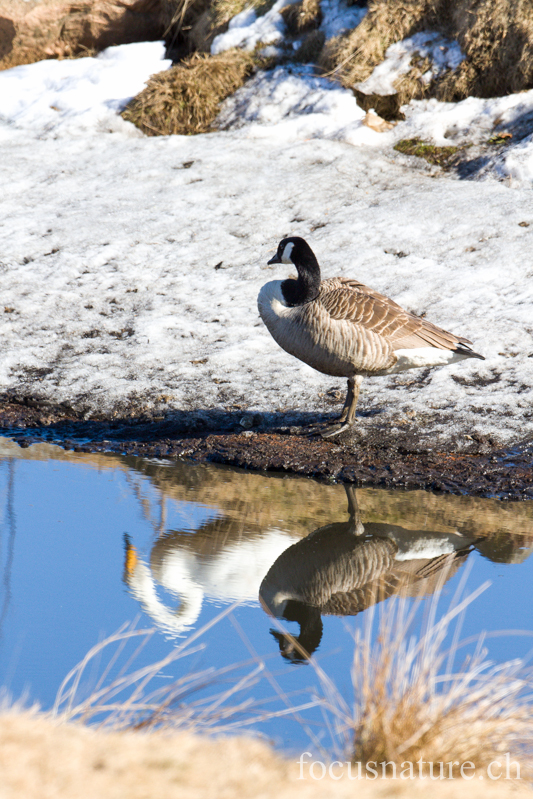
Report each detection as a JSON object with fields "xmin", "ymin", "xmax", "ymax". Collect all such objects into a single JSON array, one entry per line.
[{"xmin": 0, "ymin": 437, "xmax": 532, "ymax": 752}]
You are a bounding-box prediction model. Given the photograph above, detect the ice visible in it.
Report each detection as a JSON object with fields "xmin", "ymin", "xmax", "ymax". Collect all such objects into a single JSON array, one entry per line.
[{"xmin": 0, "ymin": 40, "xmax": 533, "ymax": 447}]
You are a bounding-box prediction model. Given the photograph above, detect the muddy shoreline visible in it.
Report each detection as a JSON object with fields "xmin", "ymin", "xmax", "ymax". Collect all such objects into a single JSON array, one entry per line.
[{"xmin": 0, "ymin": 398, "xmax": 532, "ymax": 500}]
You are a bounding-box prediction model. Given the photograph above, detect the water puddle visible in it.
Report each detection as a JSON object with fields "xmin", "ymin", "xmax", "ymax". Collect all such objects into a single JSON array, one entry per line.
[{"xmin": 1, "ymin": 437, "xmax": 532, "ymax": 750}]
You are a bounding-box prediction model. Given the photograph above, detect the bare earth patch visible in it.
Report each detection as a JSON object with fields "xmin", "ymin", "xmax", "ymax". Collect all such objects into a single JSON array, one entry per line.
[
  {"xmin": 0, "ymin": 398, "xmax": 532, "ymax": 499},
  {"xmin": 0, "ymin": 0, "xmax": 165, "ymax": 70}
]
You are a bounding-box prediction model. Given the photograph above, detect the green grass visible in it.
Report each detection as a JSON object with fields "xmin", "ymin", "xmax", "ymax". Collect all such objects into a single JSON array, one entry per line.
[{"xmin": 394, "ymin": 138, "xmax": 459, "ymax": 168}]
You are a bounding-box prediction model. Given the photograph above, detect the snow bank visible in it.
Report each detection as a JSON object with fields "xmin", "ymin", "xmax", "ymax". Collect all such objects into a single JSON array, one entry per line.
[
  {"xmin": 216, "ymin": 64, "xmax": 383, "ymax": 146},
  {"xmin": 0, "ymin": 42, "xmax": 532, "ymax": 446},
  {"xmin": 0, "ymin": 41, "xmax": 171, "ymax": 138}
]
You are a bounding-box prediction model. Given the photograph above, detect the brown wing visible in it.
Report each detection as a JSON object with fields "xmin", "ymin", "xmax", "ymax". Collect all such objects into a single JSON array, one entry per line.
[
  {"xmin": 322, "ymin": 549, "xmax": 471, "ymax": 616},
  {"xmin": 319, "ymin": 278, "xmax": 474, "ymax": 352}
]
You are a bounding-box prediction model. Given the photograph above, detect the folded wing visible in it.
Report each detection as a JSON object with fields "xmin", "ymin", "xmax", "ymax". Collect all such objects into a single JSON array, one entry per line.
[{"xmin": 319, "ymin": 278, "xmax": 479, "ymax": 354}]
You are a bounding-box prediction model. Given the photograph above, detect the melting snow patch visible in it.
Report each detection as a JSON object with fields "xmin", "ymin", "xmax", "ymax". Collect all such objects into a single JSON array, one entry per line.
[
  {"xmin": 211, "ymin": 0, "xmax": 297, "ymax": 54},
  {"xmin": 320, "ymin": 0, "xmax": 367, "ymax": 41},
  {"xmin": 502, "ymin": 134, "xmax": 533, "ymax": 187},
  {"xmin": 397, "ymin": 91, "xmax": 533, "ymax": 148},
  {"xmin": 356, "ymin": 32, "xmax": 464, "ymax": 97},
  {"xmin": 211, "ymin": 0, "xmax": 367, "ymax": 56}
]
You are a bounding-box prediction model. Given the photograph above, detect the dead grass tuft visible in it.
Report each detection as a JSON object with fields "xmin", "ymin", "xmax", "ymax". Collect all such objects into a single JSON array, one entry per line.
[
  {"xmin": 319, "ymin": 0, "xmax": 533, "ymax": 116},
  {"xmin": 311, "ymin": 579, "xmax": 533, "ymax": 775},
  {"xmin": 121, "ymin": 49, "xmax": 256, "ymax": 136},
  {"xmin": 438, "ymin": 0, "xmax": 533, "ymax": 100},
  {"xmin": 319, "ymin": 0, "xmax": 429, "ymax": 86}
]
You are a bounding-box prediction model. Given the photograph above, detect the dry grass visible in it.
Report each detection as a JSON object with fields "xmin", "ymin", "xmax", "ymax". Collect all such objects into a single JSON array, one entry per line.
[
  {"xmin": 2, "ymin": 578, "xmax": 533, "ymax": 796},
  {"xmin": 308, "ymin": 577, "xmax": 533, "ymax": 775},
  {"xmin": 121, "ymin": 49, "xmax": 256, "ymax": 136},
  {"xmin": 319, "ymin": 0, "xmax": 533, "ymax": 116},
  {"xmin": 281, "ymin": 0, "xmax": 322, "ymax": 36},
  {"xmin": 51, "ymin": 613, "xmax": 298, "ymax": 733},
  {"xmin": 163, "ymin": 0, "xmax": 276, "ymax": 54},
  {"xmin": 3, "ymin": 712, "xmax": 532, "ymax": 799}
]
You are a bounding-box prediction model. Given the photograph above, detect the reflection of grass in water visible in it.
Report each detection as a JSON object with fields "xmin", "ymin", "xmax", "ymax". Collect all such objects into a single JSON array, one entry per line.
[
  {"xmin": 306, "ymin": 575, "xmax": 533, "ymax": 777},
  {"xmin": 5, "ymin": 439, "xmax": 533, "ymax": 543}
]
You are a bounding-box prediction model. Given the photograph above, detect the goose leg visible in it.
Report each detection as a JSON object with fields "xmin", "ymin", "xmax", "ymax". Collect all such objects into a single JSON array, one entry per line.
[{"xmin": 321, "ymin": 376, "xmax": 363, "ymax": 438}]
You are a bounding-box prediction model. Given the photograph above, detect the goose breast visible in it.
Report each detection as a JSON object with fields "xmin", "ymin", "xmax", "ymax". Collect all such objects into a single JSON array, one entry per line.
[{"xmin": 257, "ymin": 278, "xmax": 397, "ymax": 377}]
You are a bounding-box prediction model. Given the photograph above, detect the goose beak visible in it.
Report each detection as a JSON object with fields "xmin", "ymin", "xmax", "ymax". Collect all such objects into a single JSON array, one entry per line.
[{"xmin": 267, "ymin": 253, "xmax": 281, "ymax": 265}]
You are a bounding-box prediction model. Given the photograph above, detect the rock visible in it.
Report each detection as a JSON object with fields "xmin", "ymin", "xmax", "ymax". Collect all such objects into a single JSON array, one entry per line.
[
  {"xmin": 0, "ymin": 0, "xmax": 165, "ymax": 71},
  {"xmin": 362, "ymin": 109, "xmax": 395, "ymax": 133},
  {"xmin": 353, "ymin": 86, "xmax": 403, "ymax": 121}
]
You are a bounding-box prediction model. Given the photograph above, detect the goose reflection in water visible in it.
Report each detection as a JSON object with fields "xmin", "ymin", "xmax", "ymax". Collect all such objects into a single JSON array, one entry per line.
[
  {"xmin": 123, "ymin": 515, "xmax": 302, "ymax": 638},
  {"xmin": 123, "ymin": 481, "xmax": 533, "ymax": 653},
  {"xmin": 259, "ymin": 486, "xmax": 533, "ymax": 663}
]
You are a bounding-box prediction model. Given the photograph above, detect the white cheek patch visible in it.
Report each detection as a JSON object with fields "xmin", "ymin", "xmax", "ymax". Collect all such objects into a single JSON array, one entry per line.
[{"xmin": 281, "ymin": 241, "xmax": 294, "ymax": 264}]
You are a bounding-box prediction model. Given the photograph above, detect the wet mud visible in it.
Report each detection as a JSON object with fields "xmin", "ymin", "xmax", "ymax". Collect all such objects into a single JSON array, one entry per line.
[{"xmin": 0, "ymin": 397, "xmax": 532, "ymax": 500}]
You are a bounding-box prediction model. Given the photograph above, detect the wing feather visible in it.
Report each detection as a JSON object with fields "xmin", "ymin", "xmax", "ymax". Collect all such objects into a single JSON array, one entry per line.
[{"xmin": 319, "ymin": 278, "xmax": 474, "ymax": 352}]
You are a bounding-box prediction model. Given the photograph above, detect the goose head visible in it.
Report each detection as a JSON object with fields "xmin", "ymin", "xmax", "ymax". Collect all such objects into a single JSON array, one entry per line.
[
  {"xmin": 267, "ymin": 237, "xmax": 321, "ymax": 306},
  {"xmin": 269, "ymin": 600, "xmax": 323, "ymax": 664}
]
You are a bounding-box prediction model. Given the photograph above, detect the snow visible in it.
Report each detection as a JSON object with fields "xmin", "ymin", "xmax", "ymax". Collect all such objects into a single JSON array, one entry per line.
[
  {"xmin": 0, "ymin": 41, "xmax": 171, "ymax": 138},
  {"xmin": 211, "ymin": 0, "xmax": 295, "ymax": 55},
  {"xmin": 1, "ymin": 40, "xmax": 533, "ymax": 447},
  {"xmin": 320, "ymin": 0, "xmax": 367, "ymax": 42},
  {"xmin": 211, "ymin": 0, "xmax": 366, "ymax": 55},
  {"xmin": 356, "ymin": 32, "xmax": 464, "ymax": 97},
  {"xmin": 217, "ymin": 64, "xmax": 381, "ymax": 146}
]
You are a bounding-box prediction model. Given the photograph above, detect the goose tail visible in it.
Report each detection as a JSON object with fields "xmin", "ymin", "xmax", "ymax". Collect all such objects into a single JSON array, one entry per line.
[{"xmin": 455, "ymin": 343, "xmax": 485, "ymax": 361}]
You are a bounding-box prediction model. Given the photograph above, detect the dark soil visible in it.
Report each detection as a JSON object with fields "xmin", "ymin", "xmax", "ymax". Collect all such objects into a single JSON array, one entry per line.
[{"xmin": 0, "ymin": 397, "xmax": 532, "ymax": 500}]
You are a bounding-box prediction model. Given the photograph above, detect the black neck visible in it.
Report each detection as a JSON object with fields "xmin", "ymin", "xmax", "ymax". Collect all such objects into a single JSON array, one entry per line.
[{"xmin": 280, "ymin": 250, "xmax": 321, "ymax": 307}]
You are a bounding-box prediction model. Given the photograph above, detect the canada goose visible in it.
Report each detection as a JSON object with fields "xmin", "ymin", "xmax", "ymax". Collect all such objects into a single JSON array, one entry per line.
[
  {"xmin": 259, "ymin": 486, "xmax": 474, "ymax": 662},
  {"xmin": 258, "ymin": 237, "xmax": 484, "ymax": 437}
]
